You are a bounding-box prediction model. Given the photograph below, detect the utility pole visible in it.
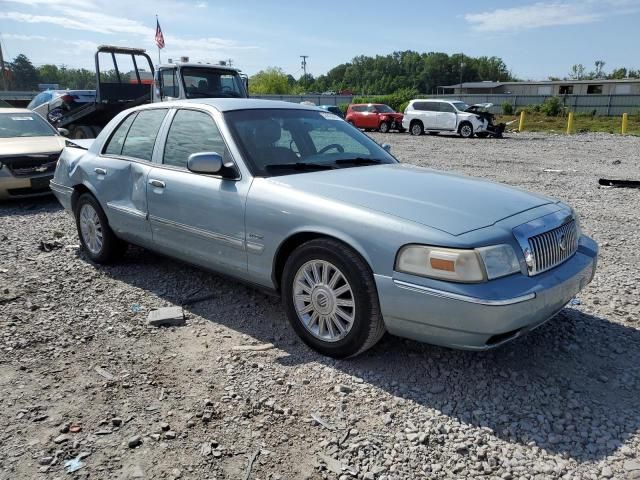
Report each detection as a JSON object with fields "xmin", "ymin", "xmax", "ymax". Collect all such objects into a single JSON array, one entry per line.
[
  {"xmin": 300, "ymin": 55, "xmax": 308, "ymax": 87},
  {"xmin": 0, "ymin": 37, "xmax": 7, "ymax": 91},
  {"xmin": 227, "ymin": 59, "xmax": 233, "ymax": 67}
]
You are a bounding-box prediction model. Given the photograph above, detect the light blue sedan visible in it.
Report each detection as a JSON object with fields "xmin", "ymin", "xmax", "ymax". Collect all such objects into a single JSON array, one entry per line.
[{"xmin": 51, "ymin": 99, "xmax": 598, "ymax": 358}]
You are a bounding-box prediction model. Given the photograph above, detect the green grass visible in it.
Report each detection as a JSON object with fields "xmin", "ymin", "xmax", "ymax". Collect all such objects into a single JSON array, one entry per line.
[{"xmin": 496, "ymin": 113, "xmax": 640, "ymax": 135}]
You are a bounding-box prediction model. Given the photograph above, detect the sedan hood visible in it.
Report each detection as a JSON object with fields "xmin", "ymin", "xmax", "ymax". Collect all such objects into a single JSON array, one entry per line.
[
  {"xmin": 270, "ymin": 164, "xmax": 554, "ymax": 236},
  {"xmin": 0, "ymin": 136, "xmax": 65, "ymax": 156}
]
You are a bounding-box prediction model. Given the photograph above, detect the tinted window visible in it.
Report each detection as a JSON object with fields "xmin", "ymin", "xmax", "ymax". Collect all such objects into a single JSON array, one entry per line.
[
  {"xmin": 104, "ymin": 112, "xmax": 137, "ymax": 155},
  {"xmin": 414, "ymin": 102, "xmax": 437, "ymax": 111},
  {"xmin": 120, "ymin": 109, "xmax": 167, "ymax": 161},
  {"xmin": 0, "ymin": 113, "xmax": 55, "ymax": 138},
  {"xmin": 351, "ymin": 105, "xmax": 366, "ymax": 112},
  {"xmin": 161, "ymin": 69, "xmax": 179, "ymax": 98},
  {"xmin": 163, "ymin": 109, "xmax": 230, "ymax": 168},
  {"xmin": 439, "ymin": 102, "xmax": 455, "ymax": 113}
]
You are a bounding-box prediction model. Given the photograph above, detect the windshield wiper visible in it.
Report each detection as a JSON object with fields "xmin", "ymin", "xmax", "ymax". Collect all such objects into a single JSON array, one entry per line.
[
  {"xmin": 334, "ymin": 157, "xmax": 385, "ymax": 166},
  {"xmin": 266, "ymin": 162, "xmax": 335, "ymax": 172}
]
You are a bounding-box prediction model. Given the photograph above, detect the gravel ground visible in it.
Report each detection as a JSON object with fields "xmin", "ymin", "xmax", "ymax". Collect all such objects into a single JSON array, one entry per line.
[{"xmin": 1, "ymin": 131, "xmax": 639, "ymax": 480}]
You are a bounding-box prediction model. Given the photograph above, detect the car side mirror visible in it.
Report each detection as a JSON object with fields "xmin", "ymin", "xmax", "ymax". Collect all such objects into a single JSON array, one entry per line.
[
  {"xmin": 187, "ymin": 152, "xmax": 223, "ymax": 174},
  {"xmin": 381, "ymin": 143, "xmax": 391, "ymax": 153},
  {"xmin": 57, "ymin": 128, "xmax": 69, "ymax": 136}
]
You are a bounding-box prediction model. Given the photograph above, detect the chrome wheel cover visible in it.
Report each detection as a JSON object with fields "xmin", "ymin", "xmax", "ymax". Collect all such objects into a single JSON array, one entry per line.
[
  {"xmin": 79, "ymin": 203, "xmax": 103, "ymax": 255},
  {"xmin": 293, "ymin": 260, "xmax": 355, "ymax": 342}
]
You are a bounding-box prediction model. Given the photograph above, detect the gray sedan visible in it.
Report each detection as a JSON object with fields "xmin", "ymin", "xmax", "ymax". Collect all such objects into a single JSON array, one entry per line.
[{"xmin": 51, "ymin": 99, "xmax": 598, "ymax": 358}]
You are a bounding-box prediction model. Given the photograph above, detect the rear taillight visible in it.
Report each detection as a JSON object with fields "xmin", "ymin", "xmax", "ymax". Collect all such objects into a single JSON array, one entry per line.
[{"xmin": 60, "ymin": 94, "xmax": 74, "ymax": 103}]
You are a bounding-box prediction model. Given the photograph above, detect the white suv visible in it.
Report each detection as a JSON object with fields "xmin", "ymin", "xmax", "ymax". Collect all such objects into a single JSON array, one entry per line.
[{"xmin": 402, "ymin": 99, "xmax": 489, "ymax": 138}]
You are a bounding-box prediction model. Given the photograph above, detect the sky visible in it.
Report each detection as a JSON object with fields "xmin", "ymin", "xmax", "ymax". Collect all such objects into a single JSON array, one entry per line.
[{"xmin": 0, "ymin": 0, "xmax": 639, "ymax": 81}]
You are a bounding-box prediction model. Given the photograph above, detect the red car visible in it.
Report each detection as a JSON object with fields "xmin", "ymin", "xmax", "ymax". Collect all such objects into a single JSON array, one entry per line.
[{"xmin": 345, "ymin": 103, "xmax": 405, "ymax": 133}]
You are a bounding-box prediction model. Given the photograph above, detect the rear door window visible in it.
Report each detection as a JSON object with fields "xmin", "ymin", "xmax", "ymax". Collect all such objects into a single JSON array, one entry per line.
[
  {"xmin": 120, "ymin": 109, "xmax": 167, "ymax": 161},
  {"xmin": 104, "ymin": 112, "xmax": 137, "ymax": 155}
]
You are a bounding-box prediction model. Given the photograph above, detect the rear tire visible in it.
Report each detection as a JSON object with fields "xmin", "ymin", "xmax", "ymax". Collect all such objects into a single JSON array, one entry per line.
[
  {"xmin": 410, "ymin": 121, "xmax": 424, "ymax": 136},
  {"xmin": 74, "ymin": 193, "xmax": 127, "ymax": 264},
  {"xmin": 281, "ymin": 238, "xmax": 385, "ymax": 358}
]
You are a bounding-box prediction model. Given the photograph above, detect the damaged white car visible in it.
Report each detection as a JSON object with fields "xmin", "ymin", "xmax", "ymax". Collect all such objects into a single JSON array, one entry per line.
[{"xmin": 402, "ymin": 100, "xmax": 505, "ymax": 138}]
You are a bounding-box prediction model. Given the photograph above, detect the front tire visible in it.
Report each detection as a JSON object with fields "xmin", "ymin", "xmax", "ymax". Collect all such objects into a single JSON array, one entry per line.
[
  {"xmin": 74, "ymin": 193, "xmax": 127, "ymax": 264},
  {"xmin": 281, "ymin": 239, "xmax": 385, "ymax": 358},
  {"xmin": 378, "ymin": 121, "xmax": 390, "ymax": 133},
  {"xmin": 459, "ymin": 122, "xmax": 474, "ymax": 138}
]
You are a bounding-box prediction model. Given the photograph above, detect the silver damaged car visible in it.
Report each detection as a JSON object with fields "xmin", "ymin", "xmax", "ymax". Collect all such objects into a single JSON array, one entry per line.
[{"xmin": 51, "ymin": 99, "xmax": 598, "ymax": 358}]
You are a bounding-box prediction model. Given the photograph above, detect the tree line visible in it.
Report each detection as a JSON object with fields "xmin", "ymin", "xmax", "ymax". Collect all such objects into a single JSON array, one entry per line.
[
  {"xmin": 3, "ymin": 52, "xmax": 639, "ymax": 95},
  {"xmin": 250, "ymin": 51, "xmax": 515, "ymax": 95}
]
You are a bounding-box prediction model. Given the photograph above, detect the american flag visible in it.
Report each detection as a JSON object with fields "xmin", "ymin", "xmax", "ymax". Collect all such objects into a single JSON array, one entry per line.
[{"xmin": 155, "ymin": 18, "xmax": 165, "ymax": 49}]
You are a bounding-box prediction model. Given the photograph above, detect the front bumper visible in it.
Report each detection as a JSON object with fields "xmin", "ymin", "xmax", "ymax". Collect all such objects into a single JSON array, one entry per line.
[
  {"xmin": 0, "ymin": 172, "xmax": 55, "ymax": 200},
  {"xmin": 375, "ymin": 235, "xmax": 598, "ymax": 350}
]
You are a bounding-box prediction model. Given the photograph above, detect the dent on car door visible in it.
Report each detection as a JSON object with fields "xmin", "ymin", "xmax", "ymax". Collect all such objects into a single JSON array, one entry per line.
[
  {"xmin": 146, "ymin": 108, "xmax": 249, "ymax": 277},
  {"xmin": 94, "ymin": 109, "xmax": 167, "ymax": 246}
]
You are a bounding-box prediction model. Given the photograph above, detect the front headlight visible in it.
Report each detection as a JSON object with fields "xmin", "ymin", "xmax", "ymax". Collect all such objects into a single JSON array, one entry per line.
[
  {"xmin": 476, "ymin": 244, "xmax": 521, "ymax": 280},
  {"xmin": 396, "ymin": 244, "xmax": 520, "ymax": 283},
  {"xmin": 396, "ymin": 246, "xmax": 485, "ymax": 283}
]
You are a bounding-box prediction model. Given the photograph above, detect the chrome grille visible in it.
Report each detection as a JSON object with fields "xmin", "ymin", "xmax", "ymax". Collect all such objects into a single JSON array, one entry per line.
[
  {"xmin": 3, "ymin": 154, "xmax": 59, "ymax": 177},
  {"xmin": 528, "ymin": 220, "xmax": 578, "ymax": 275}
]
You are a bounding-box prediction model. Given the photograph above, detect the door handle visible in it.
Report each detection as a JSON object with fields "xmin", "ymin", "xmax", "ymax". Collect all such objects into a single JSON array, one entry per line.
[
  {"xmin": 94, "ymin": 168, "xmax": 106, "ymax": 175},
  {"xmin": 148, "ymin": 179, "xmax": 166, "ymax": 189}
]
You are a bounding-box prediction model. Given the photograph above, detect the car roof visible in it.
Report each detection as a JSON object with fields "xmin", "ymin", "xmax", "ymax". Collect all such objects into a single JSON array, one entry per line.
[
  {"xmin": 410, "ymin": 99, "xmax": 454, "ymax": 103},
  {"xmin": 135, "ymin": 98, "xmax": 321, "ymax": 113}
]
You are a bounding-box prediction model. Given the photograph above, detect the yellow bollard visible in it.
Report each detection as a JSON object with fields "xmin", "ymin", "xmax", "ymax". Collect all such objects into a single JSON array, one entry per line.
[
  {"xmin": 566, "ymin": 112, "xmax": 574, "ymax": 135},
  {"xmin": 622, "ymin": 113, "xmax": 629, "ymax": 135},
  {"xmin": 518, "ymin": 111, "xmax": 525, "ymax": 132}
]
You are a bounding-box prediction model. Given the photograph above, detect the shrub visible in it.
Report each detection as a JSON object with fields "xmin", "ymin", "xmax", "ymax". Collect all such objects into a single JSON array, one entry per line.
[
  {"xmin": 338, "ymin": 103, "xmax": 349, "ymax": 114},
  {"xmin": 501, "ymin": 102, "xmax": 514, "ymax": 115},
  {"xmin": 540, "ymin": 97, "xmax": 564, "ymax": 117},
  {"xmin": 398, "ymin": 101, "xmax": 410, "ymax": 114},
  {"xmin": 515, "ymin": 105, "xmax": 541, "ymax": 115}
]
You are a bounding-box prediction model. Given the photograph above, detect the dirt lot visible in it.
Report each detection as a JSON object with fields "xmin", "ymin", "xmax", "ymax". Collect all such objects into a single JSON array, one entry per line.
[{"xmin": 1, "ymin": 131, "xmax": 639, "ymax": 480}]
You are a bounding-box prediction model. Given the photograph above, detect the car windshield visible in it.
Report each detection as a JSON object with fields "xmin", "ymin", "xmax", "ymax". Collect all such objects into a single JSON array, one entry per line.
[
  {"xmin": 225, "ymin": 109, "xmax": 397, "ymax": 176},
  {"xmin": 375, "ymin": 104, "xmax": 395, "ymax": 113},
  {"xmin": 452, "ymin": 101, "xmax": 469, "ymax": 112},
  {"xmin": 181, "ymin": 67, "xmax": 245, "ymax": 98},
  {"xmin": 0, "ymin": 113, "xmax": 56, "ymax": 138}
]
